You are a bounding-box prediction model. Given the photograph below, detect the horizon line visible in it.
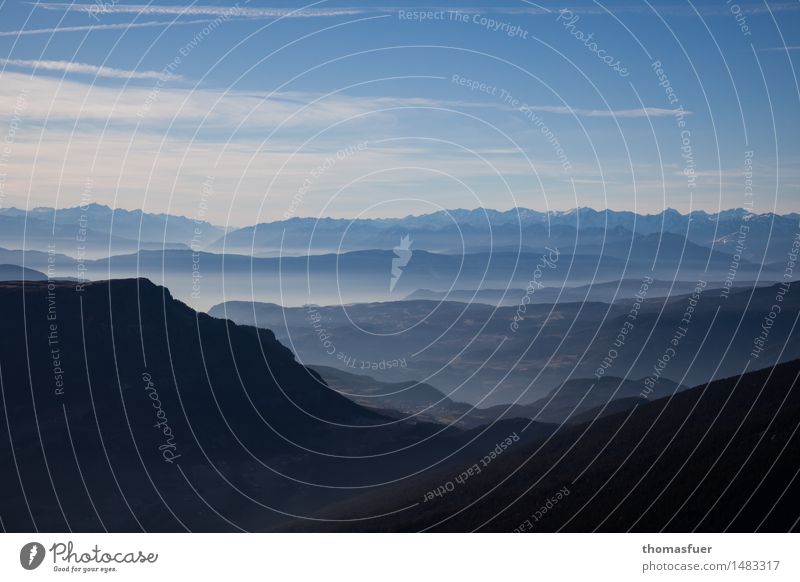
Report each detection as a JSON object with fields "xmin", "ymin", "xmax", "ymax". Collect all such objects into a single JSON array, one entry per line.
[{"xmin": 2, "ymin": 203, "xmax": 796, "ymax": 229}]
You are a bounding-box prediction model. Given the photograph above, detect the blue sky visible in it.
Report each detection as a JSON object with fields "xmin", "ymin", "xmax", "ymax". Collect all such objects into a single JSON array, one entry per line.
[{"xmin": 0, "ymin": 0, "xmax": 798, "ymax": 225}]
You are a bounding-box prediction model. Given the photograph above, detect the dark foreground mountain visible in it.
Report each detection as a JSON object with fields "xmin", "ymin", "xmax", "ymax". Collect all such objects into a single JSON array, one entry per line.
[
  {"xmin": 0, "ymin": 279, "xmax": 551, "ymax": 532},
  {"xmin": 303, "ymin": 358, "xmax": 800, "ymax": 532},
  {"xmin": 1, "ymin": 278, "xmax": 796, "ymax": 532},
  {"xmin": 495, "ymin": 375, "xmax": 686, "ymax": 424}
]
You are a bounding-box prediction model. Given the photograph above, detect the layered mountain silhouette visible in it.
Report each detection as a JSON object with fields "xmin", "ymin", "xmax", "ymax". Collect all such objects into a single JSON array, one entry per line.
[
  {"xmin": 212, "ymin": 283, "xmax": 800, "ymax": 405},
  {"xmin": 0, "ymin": 204, "xmax": 797, "ymax": 533}
]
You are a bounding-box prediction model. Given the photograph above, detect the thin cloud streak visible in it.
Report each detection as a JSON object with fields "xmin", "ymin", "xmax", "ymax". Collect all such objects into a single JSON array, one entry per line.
[
  {"xmin": 35, "ymin": 3, "xmax": 368, "ymax": 18},
  {"xmin": 0, "ymin": 58, "xmax": 181, "ymax": 80},
  {"xmin": 528, "ymin": 106, "xmax": 687, "ymax": 118},
  {"xmin": 0, "ymin": 18, "xmax": 215, "ymax": 37}
]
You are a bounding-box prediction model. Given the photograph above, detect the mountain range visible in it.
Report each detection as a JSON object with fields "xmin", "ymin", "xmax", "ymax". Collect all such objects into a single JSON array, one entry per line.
[
  {"xmin": 210, "ymin": 207, "xmax": 799, "ymax": 263},
  {"xmin": 3, "ymin": 205, "xmax": 798, "ymax": 266},
  {"xmin": 1, "ymin": 204, "xmax": 795, "ymax": 312},
  {"xmin": 0, "ymin": 204, "xmax": 225, "ymax": 258}
]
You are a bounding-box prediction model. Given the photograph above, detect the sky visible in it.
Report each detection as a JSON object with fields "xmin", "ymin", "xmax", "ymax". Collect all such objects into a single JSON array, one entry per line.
[{"xmin": 0, "ymin": 0, "xmax": 798, "ymax": 226}]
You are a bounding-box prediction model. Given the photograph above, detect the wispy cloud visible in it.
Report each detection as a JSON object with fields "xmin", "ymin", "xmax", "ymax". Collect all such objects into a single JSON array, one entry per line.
[
  {"xmin": 547, "ymin": 2, "xmax": 800, "ymax": 16},
  {"xmin": 0, "ymin": 71, "xmax": 675, "ymax": 129},
  {"xmin": 733, "ymin": 2, "xmax": 800, "ymax": 14},
  {"xmin": 35, "ymin": 3, "xmax": 368, "ymax": 18},
  {"xmin": 0, "ymin": 58, "xmax": 181, "ymax": 80},
  {"xmin": 0, "ymin": 18, "xmax": 215, "ymax": 37},
  {"xmin": 0, "ymin": 69, "xmax": 703, "ymax": 222},
  {"xmin": 527, "ymin": 105, "xmax": 686, "ymax": 118},
  {"xmin": 0, "ymin": 70, "xmax": 422, "ymax": 129},
  {"xmin": 0, "ymin": 71, "xmax": 639, "ymax": 221}
]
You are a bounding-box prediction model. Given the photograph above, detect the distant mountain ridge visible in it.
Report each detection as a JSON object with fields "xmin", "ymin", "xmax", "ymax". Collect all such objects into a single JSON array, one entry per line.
[
  {"xmin": 209, "ymin": 206, "xmax": 799, "ymax": 262},
  {"xmin": 4, "ymin": 204, "xmax": 797, "ymax": 266},
  {"xmin": 0, "ymin": 203, "xmax": 225, "ymax": 258}
]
